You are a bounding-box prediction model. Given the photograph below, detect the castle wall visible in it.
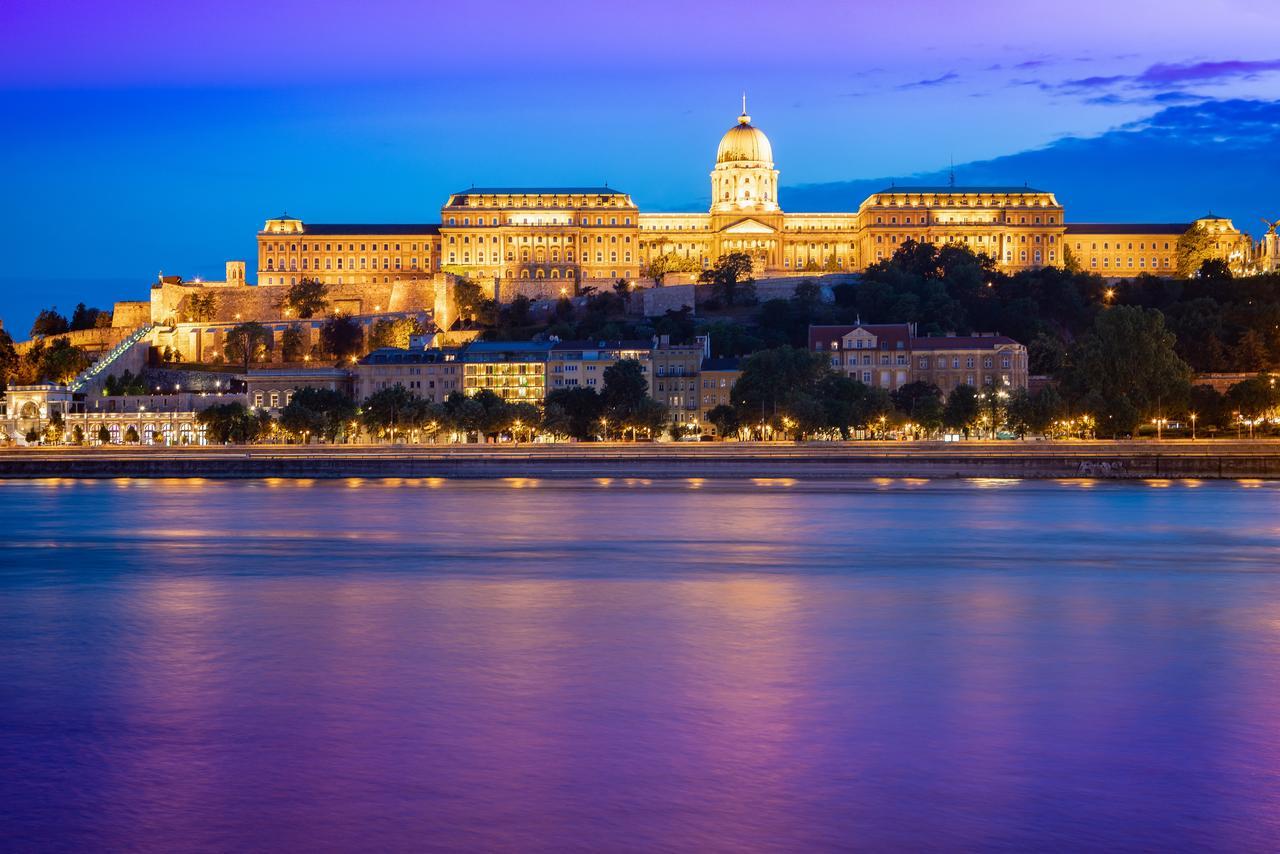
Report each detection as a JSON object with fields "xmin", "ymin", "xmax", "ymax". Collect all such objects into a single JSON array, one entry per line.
[{"xmin": 111, "ymin": 301, "xmax": 151, "ymax": 328}]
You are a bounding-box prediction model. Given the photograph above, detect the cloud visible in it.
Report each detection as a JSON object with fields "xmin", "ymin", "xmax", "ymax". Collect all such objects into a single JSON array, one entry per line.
[
  {"xmin": 897, "ymin": 72, "xmax": 959, "ymax": 90},
  {"xmin": 1053, "ymin": 58, "xmax": 1280, "ymax": 97},
  {"xmin": 1013, "ymin": 59, "xmax": 1049, "ymax": 70},
  {"xmin": 779, "ymin": 99, "xmax": 1280, "ymax": 233},
  {"xmin": 1137, "ymin": 59, "xmax": 1280, "ymax": 87},
  {"xmin": 1059, "ymin": 74, "xmax": 1127, "ymax": 91}
]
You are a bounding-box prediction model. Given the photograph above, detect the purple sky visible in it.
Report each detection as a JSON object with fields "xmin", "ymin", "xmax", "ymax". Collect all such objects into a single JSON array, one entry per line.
[{"xmin": 2, "ymin": 0, "xmax": 1279, "ymax": 328}]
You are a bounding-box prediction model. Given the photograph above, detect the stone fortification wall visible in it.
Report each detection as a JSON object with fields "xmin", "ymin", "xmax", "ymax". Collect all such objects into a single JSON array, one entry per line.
[
  {"xmin": 14, "ymin": 326, "xmax": 131, "ymax": 355},
  {"xmin": 149, "ymin": 274, "xmax": 456, "ymax": 327},
  {"xmin": 111, "ymin": 301, "xmax": 152, "ymax": 329},
  {"xmin": 642, "ymin": 284, "xmax": 697, "ymax": 317}
]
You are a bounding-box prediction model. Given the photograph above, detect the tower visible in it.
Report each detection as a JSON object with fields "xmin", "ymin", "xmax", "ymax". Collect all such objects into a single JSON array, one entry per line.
[{"xmin": 710, "ymin": 98, "xmax": 779, "ymax": 215}]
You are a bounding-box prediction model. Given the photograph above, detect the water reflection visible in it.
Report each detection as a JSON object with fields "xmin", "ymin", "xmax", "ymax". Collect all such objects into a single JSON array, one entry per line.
[{"xmin": 1, "ymin": 478, "xmax": 1280, "ymax": 849}]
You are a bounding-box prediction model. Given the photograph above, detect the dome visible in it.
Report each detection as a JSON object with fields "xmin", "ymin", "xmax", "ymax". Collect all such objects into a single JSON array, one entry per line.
[{"xmin": 716, "ymin": 113, "xmax": 773, "ymax": 165}]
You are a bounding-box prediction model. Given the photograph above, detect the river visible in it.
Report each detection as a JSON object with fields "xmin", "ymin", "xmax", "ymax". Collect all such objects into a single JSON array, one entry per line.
[{"xmin": 2, "ymin": 477, "xmax": 1279, "ymax": 851}]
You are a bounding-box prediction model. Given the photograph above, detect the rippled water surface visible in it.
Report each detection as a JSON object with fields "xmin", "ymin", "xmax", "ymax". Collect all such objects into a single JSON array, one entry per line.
[{"xmin": 3, "ymin": 477, "xmax": 1280, "ymax": 852}]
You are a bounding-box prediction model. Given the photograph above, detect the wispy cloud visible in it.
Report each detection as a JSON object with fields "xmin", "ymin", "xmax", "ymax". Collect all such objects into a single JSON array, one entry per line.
[
  {"xmin": 897, "ymin": 72, "xmax": 959, "ymax": 90},
  {"xmin": 1137, "ymin": 59, "xmax": 1280, "ymax": 87}
]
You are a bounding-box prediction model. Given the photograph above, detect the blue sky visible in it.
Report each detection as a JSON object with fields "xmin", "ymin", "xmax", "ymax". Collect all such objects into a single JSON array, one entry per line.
[{"xmin": 1, "ymin": 0, "xmax": 1279, "ymax": 331}]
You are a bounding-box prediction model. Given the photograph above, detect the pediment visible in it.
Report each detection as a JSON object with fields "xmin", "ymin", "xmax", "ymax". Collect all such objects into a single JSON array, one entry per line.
[{"xmin": 720, "ymin": 218, "xmax": 776, "ymax": 234}]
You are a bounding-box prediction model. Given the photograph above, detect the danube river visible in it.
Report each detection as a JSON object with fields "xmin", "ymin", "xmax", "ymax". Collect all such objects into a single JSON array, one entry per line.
[{"xmin": 3, "ymin": 477, "xmax": 1279, "ymax": 851}]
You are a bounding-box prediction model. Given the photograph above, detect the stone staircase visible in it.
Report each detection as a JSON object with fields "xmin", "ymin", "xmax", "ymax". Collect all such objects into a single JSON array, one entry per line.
[{"xmin": 68, "ymin": 324, "xmax": 155, "ymax": 393}]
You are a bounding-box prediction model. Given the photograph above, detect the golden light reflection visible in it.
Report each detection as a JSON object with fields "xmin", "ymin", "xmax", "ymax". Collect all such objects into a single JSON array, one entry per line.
[
  {"xmin": 1146, "ymin": 479, "xmax": 1172, "ymax": 489},
  {"xmin": 871, "ymin": 477, "xmax": 894, "ymax": 487},
  {"xmin": 595, "ymin": 478, "xmax": 614, "ymax": 487},
  {"xmin": 425, "ymin": 477, "xmax": 446, "ymax": 488},
  {"xmin": 504, "ymin": 478, "xmax": 540, "ymax": 489},
  {"xmin": 687, "ymin": 478, "xmax": 706, "ymax": 489},
  {"xmin": 1238, "ymin": 479, "xmax": 1265, "ymax": 488},
  {"xmin": 345, "ymin": 477, "xmax": 364, "ymax": 489},
  {"xmin": 902, "ymin": 478, "xmax": 930, "ymax": 487},
  {"xmin": 969, "ymin": 478, "xmax": 1020, "ymax": 489},
  {"xmin": 752, "ymin": 478, "xmax": 797, "ymax": 488}
]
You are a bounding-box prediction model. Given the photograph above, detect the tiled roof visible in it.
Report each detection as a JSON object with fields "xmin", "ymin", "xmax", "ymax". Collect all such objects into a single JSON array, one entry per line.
[
  {"xmin": 450, "ymin": 187, "xmax": 625, "ymax": 196},
  {"xmin": 874, "ymin": 185, "xmax": 1049, "ymax": 195},
  {"xmin": 551, "ymin": 340, "xmax": 653, "ymax": 352},
  {"xmin": 808, "ymin": 324, "xmax": 913, "ymax": 350},
  {"xmin": 360, "ymin": 348, "xmax": 459, "ymax": 365},
  {"xmin": 296, "ymin": 224, "xmax": 442, "ymax": 235},
  {"xmin": 911, "ymin": 336, "xmax": 1020, "ymax": 350}
]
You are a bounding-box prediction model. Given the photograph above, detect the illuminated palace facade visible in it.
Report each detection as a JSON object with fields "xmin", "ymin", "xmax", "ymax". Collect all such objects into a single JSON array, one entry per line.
[{"xmin": 256, "ymin": 105, "xmax": 1257, "ymax": 294}]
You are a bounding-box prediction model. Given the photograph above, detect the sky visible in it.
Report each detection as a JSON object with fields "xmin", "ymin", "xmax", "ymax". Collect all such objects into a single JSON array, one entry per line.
[{"xmin": 1, "ymin": 0, "xmax": 1279, "ymax": 332}]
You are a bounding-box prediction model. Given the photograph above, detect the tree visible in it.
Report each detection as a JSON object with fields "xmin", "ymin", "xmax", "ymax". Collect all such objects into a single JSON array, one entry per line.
[
  {"xmin": 1197, "ymin": 258, "xmax": 1233, "ymax": 281},
  {"xmin": 699, "ymin": 252, "xmax": 756, "ymax": 307},
  {"xmin": 281, "ymin": 324, "xmax": 306, "ymax": 362},
  {"xmin": 360, "ymin": 385, "xmax": 421, "ymax": 441},
  {"xmin": 184, "ymin": 292, "xmax": 219, "ymax": 323},
  {"xmin": 545, "ymin": 386, "xmax": 605, "ymax": 441},
  {"xmin": 283, "ymin": 277, "xmax": 330, "ymax": 319},
  {"xmin": 1226, "ymin": 375, "xmax": 1277, "ymax": 425},
  {"xmin": 71, "ymin": 425, "xmax": 85, "ymax": 445},
  {"xmin": 368, "ymin": 315, "xmax": 426, "ymax": 350},
  {"xmin": 625, "ymin": 397, "xmax": 670, "ymax": 439},
  {"xmin": 30, "ymin": 308, "xmax": 70, "ymax": 338},
  {"xmin": 70, "ymin": 303, "xmax": 110, "ymax": 331},
  {"xmin": 124, "ymin": 425, "xmax": 140, "ymax": 444},
  {"xmin": 452, "ymin": 278, "xmax": 496, "ymax": 326},
  {"xmin": 1005, "ymin": 388, "xmax": 1035, "ymax": 438},
  {"xmin": 104, "ymin": 369, "xmax": 147, "ymax": 396},
  {"xmin": 1176, "ymin": 224, "xmax": 1218, "ymax": 278},
  {"xmin": 707, "ymin": 404, "xmax": 740, "ymax": 439},
  {"xmin": 38, "ymin": 338, "xmax": 91, "ymax": 384},
  {"xmin": 540, "ymin": 402, "xmax": 572, "ymax": 439},
  {"xmin": 507, "ymin": 401, "xmax": 541, "ymax": 442},
  {"xmin": 97, "ymin": 425, "xmax": 110, "ymax": 444},
  {"xmin": 1188, "ymin": 384, "xmax": 1230, "ymax": 433},
  {"xmin": 732, "ymin": 346, "xmax": 830, "ymax": 427},
  {"xmin": 979, "ymin": 386, "xmax": 1009, "ymax": 437},
  {"xmin": 643, "ymin": 251, "xmax": 701, "ymax": 283},
  {"xmin": 224, "ymin": 322, "xmax": 271, "ymax": 371},
  {"xmin": 320, "ymin": 315, "xmax": 364, "ymax": 362},
  {"xmin": 279, "ymin": 387, "xmax": 358, "ymax": 442},
  {"xmin": 197, "ymin": 402, "xmax": 267, "ymax": 444},
  {"xmin": 601, "ymin": 359, "xmax": 649, "ymax": 414},
  {"xmin": 1237, "ymin": 329, "xmax": 1269, "ymax": 372},
  {"xmin": 943, "ymin": 385, "xmax": 980, "ymax": 437},
  {"xmin": 793, "ymin": 279, "xmax": 822, "ymax": 307},
  {"xmin": 1060, "ymin": 306, "xmax": 1193, "ymax": 436}
]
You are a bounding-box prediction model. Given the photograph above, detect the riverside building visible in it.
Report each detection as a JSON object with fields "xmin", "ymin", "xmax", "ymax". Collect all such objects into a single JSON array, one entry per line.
[{"xmin": 809, "ymin": 323, "xmax": 1029, "ymax": 394}]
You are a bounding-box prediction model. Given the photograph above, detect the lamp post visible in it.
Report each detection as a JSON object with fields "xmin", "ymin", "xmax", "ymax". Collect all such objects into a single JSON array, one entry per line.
[{"xmin": 1189, "ymin": 413, "xmax": 1197, "ymax": 440}]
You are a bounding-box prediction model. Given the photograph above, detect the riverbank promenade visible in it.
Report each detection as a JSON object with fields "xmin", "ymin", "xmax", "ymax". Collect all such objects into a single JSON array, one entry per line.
[{"xmin": 4, "ymin": 440, "xmax": 1280, "ymax": 480}]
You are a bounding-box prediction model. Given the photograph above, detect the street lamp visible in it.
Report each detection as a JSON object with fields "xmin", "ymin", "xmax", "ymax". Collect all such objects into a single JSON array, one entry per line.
[{"xmin": 1190, "ymin": 412, "xmax": 1197, "ymax": 440}]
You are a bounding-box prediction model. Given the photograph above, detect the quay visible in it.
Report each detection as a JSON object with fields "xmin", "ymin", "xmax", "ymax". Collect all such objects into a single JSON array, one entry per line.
[{"xmin": 3, "ymin": 441, "xmax": 1280, "ymax": 480}]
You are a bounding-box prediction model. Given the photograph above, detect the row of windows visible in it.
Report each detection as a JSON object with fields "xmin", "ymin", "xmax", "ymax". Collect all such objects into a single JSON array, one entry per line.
[
  {"xmin": 268, "ymin": 256, "xmax": 436, "ymax": 270},
  {"xmin": 447, "ymin": 215, "xmax": 633, "ymax": 226},
  {"xmin": 874, "ymin": 196, "xmax": 1055, "ymax": 208},
  {"xmin": 449, "ymin": 234, "xmax": 631, "ymax": 245},
  {"xmin": 1075, "ymin": 241, "xmax": 1173, "ymax": 251},
  {"xmin": 874, "ymin": 233, "xmax": 1055, "ymax": 245},
  {"xmin": 874, "ymin": 214, "xmax": 1058, "ymax": 225},
  {"xmin": 1089, "ymin": 257, "xmax": 1173, "ymax": 269},
  {"xmin": 263, "ymin": 242, "xmax": 429, "ymax": 252}
]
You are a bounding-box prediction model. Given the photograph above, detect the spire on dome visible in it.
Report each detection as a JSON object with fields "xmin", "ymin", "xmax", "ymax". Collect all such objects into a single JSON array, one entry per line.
[{"xmin": 739, "ymin": 91, "xmax": 750, "ymax": 125}]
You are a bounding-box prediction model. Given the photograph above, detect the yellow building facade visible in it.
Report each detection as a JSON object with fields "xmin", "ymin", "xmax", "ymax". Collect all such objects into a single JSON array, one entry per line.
[{"xmin": 254, "ymin": 103, "xmax": 1256, "ymax": 296}]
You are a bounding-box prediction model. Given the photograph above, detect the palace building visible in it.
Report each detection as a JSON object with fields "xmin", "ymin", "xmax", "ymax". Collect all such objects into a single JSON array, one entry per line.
[{"xmin": 254, "ymin": 101, "xmax": 1261, "ymax": 299}]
